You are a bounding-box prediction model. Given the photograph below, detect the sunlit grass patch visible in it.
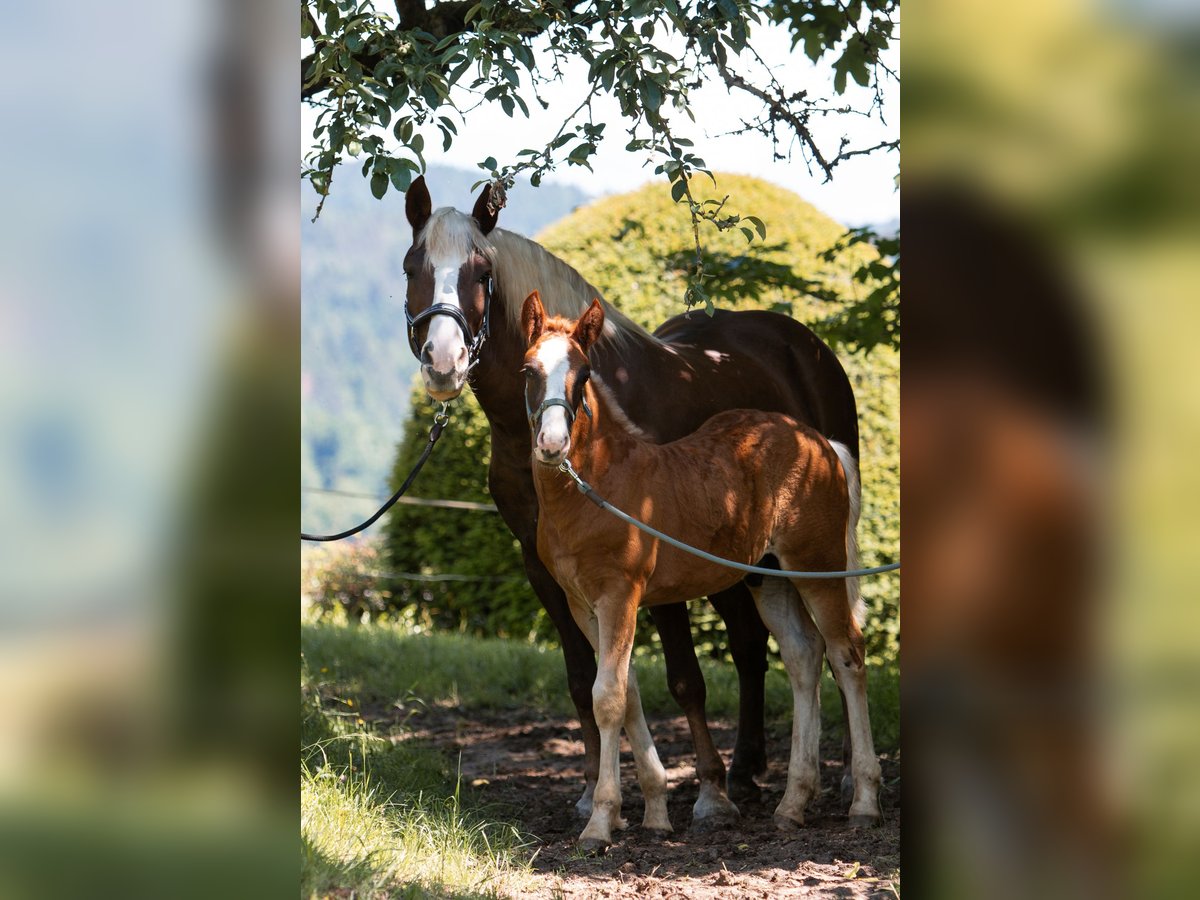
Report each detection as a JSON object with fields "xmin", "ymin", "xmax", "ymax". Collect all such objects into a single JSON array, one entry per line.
[
  {"xmin": 301, "ymin": 760, "xmax": 534, "ymax": 900},
  {"xmin": 301, "ymin": 671, "xmax": 536, "ymax": 899}
]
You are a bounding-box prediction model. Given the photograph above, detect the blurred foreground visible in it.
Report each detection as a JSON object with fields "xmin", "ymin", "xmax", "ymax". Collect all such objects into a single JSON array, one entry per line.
[
  {"xmin": 0, "ymin": 1, "xmax": 297, "ymax": 897},
  {"xmin": 904, "ymin": 1, "xmax": 1200, "ymax": 897}
]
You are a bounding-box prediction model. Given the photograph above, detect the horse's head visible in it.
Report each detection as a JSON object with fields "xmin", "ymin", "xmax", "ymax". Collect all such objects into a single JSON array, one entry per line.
[
  {"xmin": 402, "ymin": 176, "xmax": 500, "ymax": 401},
  {"xmin": 521, "ymin": 291, "xmax": 604, "ymax": 466}
]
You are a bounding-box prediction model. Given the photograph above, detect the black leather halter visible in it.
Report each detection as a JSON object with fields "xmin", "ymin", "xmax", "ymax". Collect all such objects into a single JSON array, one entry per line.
[
  {"xmin": 405, "ymin": 275, "xmax": 492, "ymax": 369},
  {"xmin": 526, "ymin": 370, "xmax": 592, "ymax": 432}
]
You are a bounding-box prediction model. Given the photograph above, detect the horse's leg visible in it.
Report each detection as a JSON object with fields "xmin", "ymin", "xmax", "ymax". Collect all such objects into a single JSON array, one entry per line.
[
  {"xmin": 748, "ymin": 576, "xmax": 826, "ymax": 829},
  {"xmin": 572, "ymin": 589, "xmax": 640, "ymax": 852},
  {"xmin": 519, "ymin": 544, "xmax": 602, "ymax": 817},
  {"xmin": 707, "ymin": 584, "xmax": 770, "ymax": 802},
  {"xmin": 621, "ymin": 662, "xmax": 672, "ymax": 833},
  {"xmin": 647, "ymin": 603, "xmax": 740, "ymax": 830},
  {"xmin": 792, "ymin": 577, "xmax": 881, "ymax": 826},
  {"xmin": 836, "ymin": 669, "xmax": 855, "ymax": 804}
]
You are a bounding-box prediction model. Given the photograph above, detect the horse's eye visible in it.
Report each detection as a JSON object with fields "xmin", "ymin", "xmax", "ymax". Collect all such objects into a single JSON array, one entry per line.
[
  {"xmin": 403, "ymin": 269, "xmax": 414, "ymax": 280},
  {"xmin": 479, "ymin": 273, "xmax": 491, "ymax": 285}
]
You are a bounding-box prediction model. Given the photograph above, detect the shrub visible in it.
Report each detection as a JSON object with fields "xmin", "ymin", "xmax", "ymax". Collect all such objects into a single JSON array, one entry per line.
[{"xmin": 302, "ymin": 542, "xmax": 393, "ymax": 622}]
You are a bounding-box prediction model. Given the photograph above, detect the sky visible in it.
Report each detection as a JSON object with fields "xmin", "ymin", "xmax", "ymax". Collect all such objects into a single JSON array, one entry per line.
[{"xmin": 302, "ymin": 18, "xmax": 899, "ymax": 227}]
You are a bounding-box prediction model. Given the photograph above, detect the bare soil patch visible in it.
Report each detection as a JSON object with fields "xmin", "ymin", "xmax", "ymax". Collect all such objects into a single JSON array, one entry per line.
[{"xmin": 394, "ymin": 705, "xmax": 900, "ymax": 898}]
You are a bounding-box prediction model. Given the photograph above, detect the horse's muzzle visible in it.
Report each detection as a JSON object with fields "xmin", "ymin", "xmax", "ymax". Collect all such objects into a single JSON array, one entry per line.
[{"xmin": 420, "ymin": 364, "xmax": 467, "ymax": 401}]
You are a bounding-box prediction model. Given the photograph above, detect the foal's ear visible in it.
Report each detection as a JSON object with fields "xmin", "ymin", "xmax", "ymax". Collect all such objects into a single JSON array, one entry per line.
[
  {"xmin": 572, "ymin": 299, "xmax": 605, "ymax": 354},
  {"xmin": 471, "ymin": 182, "xmax": 501, "ymax": 235},
  {"xmin": 521, "ymin": 291, "xmax": 546, "ymax": 347},
  {"xmin": 406, "ymin": 175, "xmax": 432, "ymax": 234}
]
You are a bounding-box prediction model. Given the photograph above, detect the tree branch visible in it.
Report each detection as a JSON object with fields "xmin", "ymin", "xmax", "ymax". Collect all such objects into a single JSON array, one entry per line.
[{"xmin": 714, "ymin": 59, "xmax": 834, "ymax": 180}]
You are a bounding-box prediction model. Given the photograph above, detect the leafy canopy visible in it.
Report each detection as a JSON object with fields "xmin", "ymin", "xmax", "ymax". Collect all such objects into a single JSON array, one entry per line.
[{"xmin": 301, "ymin": 0, "xmax": 898, "ymax": 322}]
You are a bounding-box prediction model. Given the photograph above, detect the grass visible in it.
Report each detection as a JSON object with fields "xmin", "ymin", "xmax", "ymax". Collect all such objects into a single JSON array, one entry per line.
[
  {"xmin": 301, "ymin": 666, "xmax": 536, "ymax": 899},
  {"xmin": 302, "ymin": 617, "xmax": 900, "ymax": 753},
  {"xmin": 300, "ymin": 617, "xmax": 900, "ymax": 898}
]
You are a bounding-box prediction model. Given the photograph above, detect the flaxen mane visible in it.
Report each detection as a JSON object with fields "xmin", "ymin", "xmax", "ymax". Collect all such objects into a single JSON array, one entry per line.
[{"xmin": 419, "ymin": 207, "xmax": 659, "ymax": 351}]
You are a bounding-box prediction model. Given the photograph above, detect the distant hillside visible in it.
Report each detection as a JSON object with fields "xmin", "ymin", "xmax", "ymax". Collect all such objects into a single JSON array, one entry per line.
[{"xmin": 301, "ymin": 164, "xmax": 590, "ymax": 534}]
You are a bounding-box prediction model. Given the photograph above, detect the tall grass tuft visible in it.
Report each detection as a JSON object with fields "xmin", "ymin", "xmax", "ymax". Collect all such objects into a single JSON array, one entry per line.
[{"xmin": 301, "ymin": 663, "xmax": 535, "ymax": 899}]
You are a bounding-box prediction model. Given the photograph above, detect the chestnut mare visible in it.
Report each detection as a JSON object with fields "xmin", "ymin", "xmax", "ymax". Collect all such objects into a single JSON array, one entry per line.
[
  {"xmin": 401, "ymin": 177, "xmax": 861, "ymax": 827},
  {"xmin": 522, "ymin": 294, "xmax": 881, "ymax": 850}
]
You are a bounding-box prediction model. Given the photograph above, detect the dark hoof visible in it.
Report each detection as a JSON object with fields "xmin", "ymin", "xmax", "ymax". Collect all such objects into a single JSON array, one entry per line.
[
  {"xmin": 774, "ymin": 813, "xmax": 805, "ymax": 831},
  {"xmin": 840, "ymin": 775, "xmax": 855, "ymax": 806},
  {"xmin": 848, "ymin": 813, "xmax": 880, "ymax": 829},
  {"xmin": 577, "ymin": 837, "xmax": 610, "ymax": 856},
  {"xmin": 726, "ymin": 775, "xmax": 762, "ymax": 804},
  {"xmin": 690, "ymin": 811, "xmax": 739, "ymax": 834}
]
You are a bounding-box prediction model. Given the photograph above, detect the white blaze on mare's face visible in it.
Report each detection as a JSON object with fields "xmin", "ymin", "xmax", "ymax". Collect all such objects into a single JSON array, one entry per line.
[
  {"xmin": 419, "ymin": 209, "xmax": 479, "ymax": 377},
  {"xmin": 425, "ymin": 263, "xmax": 467, "ymax": 374},
  {"xmin": 533, "ymin": 336, "xmax": 573, "ymax": 461}
]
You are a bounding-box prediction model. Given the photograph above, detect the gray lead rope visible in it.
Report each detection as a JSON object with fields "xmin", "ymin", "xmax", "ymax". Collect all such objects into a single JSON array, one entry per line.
[{"xmin": 556, "ymin": 459, "xmax": 901, "ymax": 580}]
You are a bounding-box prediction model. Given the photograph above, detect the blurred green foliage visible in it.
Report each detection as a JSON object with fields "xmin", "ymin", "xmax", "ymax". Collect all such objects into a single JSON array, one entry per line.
[{"xmin": 382, "ymin": 175, "xmax": 899, "ymax": 664}]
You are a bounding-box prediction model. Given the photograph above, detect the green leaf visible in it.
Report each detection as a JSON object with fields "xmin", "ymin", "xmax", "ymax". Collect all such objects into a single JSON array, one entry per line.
[
  {"xmin": 670, "ymin": 179, "xmax": 687, "ymax": 202},
  {"xmin": 390, "ymin": 166, "xmax": 413, "ymax": 192},
  {"xmin": 744, "ymin": 215, "xmax": 767, "ymax": 239},
  {"xmin": 640, "ymin": 79, "xmax": 662, "ymax": 115},
  {"xmin": 370, "ymin": 170, "xmax": 388, "ymax": 199}
]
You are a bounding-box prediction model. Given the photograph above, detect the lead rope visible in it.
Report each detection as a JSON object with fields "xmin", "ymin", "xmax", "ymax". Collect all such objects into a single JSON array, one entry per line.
[
  {"xmin": 557, "ymin": 459, "xmax": 900, "ymax": 579},
  {"xmin": 300, "ymin": 403, "xmax": 451, "ymax": 542}
]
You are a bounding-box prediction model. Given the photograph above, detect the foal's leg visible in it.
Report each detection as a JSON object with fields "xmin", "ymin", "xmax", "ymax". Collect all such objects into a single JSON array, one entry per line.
[
  {"xmin": 648, "ymin": 603, "xmax": 740, "ymax": 829},
  {"xmin": 793, "ymin": 577, "xmax": 882, "ymax": 826},
  {"xmin": 518, "ymin": 543, "xmax": 601, "ymax": 817},
  {"xmin": 749, "ymin": 576, "xmax": 826, "ymax": 828},
  {"xmin": 708, "ymin": 584, "xmax": 770, "ymax": 801},
  {"xmin": 570, "ymin": 592, "xmax": 640, "ymax": 851},
  {"xmin": 621, "ymin": 663, "xmax": 672, "ymax": 833},
  {"xmin": 573, "ymin": 602, "xmax": 672, "ymax": 836}
]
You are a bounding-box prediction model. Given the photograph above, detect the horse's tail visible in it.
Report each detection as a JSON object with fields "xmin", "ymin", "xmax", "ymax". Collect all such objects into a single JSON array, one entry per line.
[{"xmin": 829, "ymin": 440, "xmax": 865, "ymax": 628}]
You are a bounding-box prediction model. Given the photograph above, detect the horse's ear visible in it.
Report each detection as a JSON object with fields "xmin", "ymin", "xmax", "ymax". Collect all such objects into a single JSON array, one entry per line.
[
  {"xmin": 406, "ymin": 175, "xmax": 432, "ymax": 234},
  {"xmin": 472, "ymin": 182, "xmax": 500, "ymax": 235},
  {"xmin": 572, "ymin": 299, "xmax": 606, "ymax": 354},
  {"xmin": 521, "ymin": 291, "xmax": 545, "ymax": 347}
]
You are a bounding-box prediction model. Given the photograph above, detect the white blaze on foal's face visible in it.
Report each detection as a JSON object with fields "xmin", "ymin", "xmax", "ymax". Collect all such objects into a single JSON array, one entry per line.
[{"xmin": 532, "ymin": 336, "xmax": 574, "ymax": 463}]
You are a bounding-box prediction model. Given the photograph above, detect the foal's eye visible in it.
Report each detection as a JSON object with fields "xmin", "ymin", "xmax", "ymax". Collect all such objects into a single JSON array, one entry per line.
[{"xmin": 478, "ymin": 273, "xmax": 491, "ymax": 285}]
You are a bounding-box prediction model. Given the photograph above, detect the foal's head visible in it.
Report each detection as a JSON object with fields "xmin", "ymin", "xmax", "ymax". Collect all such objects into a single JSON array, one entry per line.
[
  {"xmin": 521, "ymin": 292, "xmax": 605, "ymax": 466},
  {"xmin": 402, "ymin": 176, "xmax": 500, "ymax": 401}
]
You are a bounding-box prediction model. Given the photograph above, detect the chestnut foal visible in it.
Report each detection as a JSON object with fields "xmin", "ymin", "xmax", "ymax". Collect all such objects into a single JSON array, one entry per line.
[{"xmin": 522, "ymin": 294, "xmax": 881, "ymax": 850}]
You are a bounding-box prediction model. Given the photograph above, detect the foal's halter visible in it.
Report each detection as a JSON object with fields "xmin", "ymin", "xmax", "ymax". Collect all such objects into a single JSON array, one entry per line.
[
  {"xmin": 526, "ymin": 370, "xmax": 592, "ymax": 432},
  {"xmin": 405, "ymin": 275, "xmax": 493, "ymax": 370}
]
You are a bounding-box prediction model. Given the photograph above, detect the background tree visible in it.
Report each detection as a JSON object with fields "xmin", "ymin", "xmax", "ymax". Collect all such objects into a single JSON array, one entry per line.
[
  {"xmin": 381, "ymin": 175, "xmax": 899, "ymax": 664},
  {"xmin": 301, "ymin": 0, "xmax": 899, "ymax": 330}
]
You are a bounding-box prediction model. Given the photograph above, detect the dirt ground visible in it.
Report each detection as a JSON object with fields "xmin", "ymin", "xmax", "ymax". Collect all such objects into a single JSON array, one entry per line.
[{"xmin": 398, "ymin": 706, "xmax": 900, "ymax": 898}]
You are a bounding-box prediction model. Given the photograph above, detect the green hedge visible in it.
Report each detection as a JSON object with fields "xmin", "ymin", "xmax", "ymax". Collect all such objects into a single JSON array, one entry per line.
[{"xmin": 383, "ymin": 175, "xmax": 899, "ymax": 664}]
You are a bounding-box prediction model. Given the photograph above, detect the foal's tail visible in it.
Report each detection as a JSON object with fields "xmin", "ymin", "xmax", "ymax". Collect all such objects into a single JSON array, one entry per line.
[{"xmin": 829, "ymin": 440, "xmax": 865, "ymax": 628}]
